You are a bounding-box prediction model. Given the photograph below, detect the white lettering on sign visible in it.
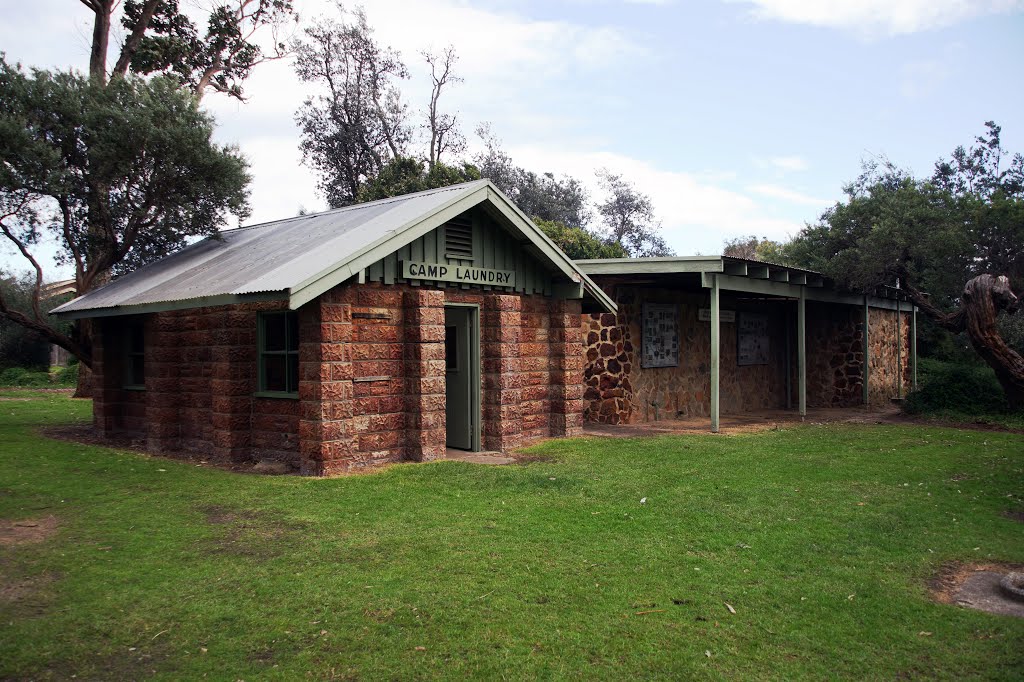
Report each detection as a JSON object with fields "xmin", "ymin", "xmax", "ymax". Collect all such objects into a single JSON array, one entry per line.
[
  {"xmin": 401, "ymin": 261, "xmax": 517, "ymax": 288},
  {"xmin": 698, "ymin": 308, "xmax": 736, "ymax": 323}
]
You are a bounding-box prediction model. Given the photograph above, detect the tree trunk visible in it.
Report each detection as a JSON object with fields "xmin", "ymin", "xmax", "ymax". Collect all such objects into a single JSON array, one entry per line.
[
  {"xmin": 74, "ymin": 362, "xmax": 93, "ymax": 399},
  {"xmin": 906, "ymin": 274, "xmax": 1024, "ymax": 410},
  {"xmin": 961, "ymin": 276, "xmax": 1024, "ymax": 409},
  {"xmin": 71, "ymin": 318, "xmax": 94, "ymax": 398}
]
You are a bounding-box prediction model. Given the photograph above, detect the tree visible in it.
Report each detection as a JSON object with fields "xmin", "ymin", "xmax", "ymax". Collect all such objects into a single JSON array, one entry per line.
[
  {"xmin": 423, "ymin": 47, "xmax": 465, "ymax": 170},
  {"xmin": 474, "ymin": 125, "xmax": 591, "ymax": 229},
  {"xmin": 83, "ymin": 0, "xmax": 296, "ymax": 100},
  {"xmin": 294, "ymin": 6, "xmax": 412, "ymax": 208},
  {"xmin": 787, "ymin": 124, "xmax": 1024, "ymax": 409},
  {"xmin": 0, "ymin": 62, "xmax": 250, "ymax": 368},
  {"xmin": 595, "ymin": 168, "xmax": 672, "ymax": 257},
  {"xmin": 356, "ymin": 157, "xmax": 480, "ymax": 203},
  {"xmin": 0, "ymin": 272, "xmax": 72, "ymax": 369},
  {"xmin": 722, "ymin": 235, "xmax": 788, "ymax": 263},
  {"xmin": 0, "ymin": 0, "xmax": 289, "ymax": 393},
  {"xmin": 533, "ymin": 219, "xmax": 627, "ymax": 260}
]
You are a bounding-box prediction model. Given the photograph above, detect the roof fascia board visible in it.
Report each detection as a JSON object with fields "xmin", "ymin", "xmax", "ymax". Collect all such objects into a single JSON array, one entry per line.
[
  {"xmin": 703, "ymin": 273, "xmax": 914, "ymax": 311},
  {"xmin": 577, "ymin": 258, "xmax": 725, "ymax": 275},
  {"xmin": 287, "ymin": 187, "xmax": 489, "ymax": 310},
  {"xmin": 479, "ymin": 186, "xmax": 616, "ymax": 313},
  {"xmin": 50, "ymin": 291, "xmax": 287, "ymax": 320}
]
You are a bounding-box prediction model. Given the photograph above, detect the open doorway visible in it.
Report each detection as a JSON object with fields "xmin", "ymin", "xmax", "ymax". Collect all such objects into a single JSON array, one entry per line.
[{"xmin": 444, "ymin": 305, "xmax": 481, "ymax": 451}]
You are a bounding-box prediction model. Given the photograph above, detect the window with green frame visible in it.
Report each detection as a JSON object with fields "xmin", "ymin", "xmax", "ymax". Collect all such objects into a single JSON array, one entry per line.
[
  {"xmin": 258, "ymin": 311, "xmax": 299, "ymax": 394},
  {"xmin": 124, "ymin": 320, "xmax": 145, "ymax": 389}
]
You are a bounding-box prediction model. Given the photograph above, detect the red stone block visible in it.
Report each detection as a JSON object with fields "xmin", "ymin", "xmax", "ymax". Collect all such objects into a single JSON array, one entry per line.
[
  {"xmin": 321, "ymin": 303, "xmax": 351, "ymax": 324},
  {"xmin": 355, "ymin": 324, "xmax": 401, "ymax": 343},
  {"xmin": 321, "ymin": 381, "xmax": 353, "ymax": 401},
  {"xmin": 330, "ymin": 363, "xmax": 354, "ymax": 381}
]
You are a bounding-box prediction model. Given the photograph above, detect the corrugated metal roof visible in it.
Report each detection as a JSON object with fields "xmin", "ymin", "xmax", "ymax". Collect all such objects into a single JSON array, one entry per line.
[
  {"xmin": 51, "ymin": 180, "xmax": 617, "ymax": 317},
  {"xmin": 52, "ymin": 182, "xmax": 485, "ymax": 315}
]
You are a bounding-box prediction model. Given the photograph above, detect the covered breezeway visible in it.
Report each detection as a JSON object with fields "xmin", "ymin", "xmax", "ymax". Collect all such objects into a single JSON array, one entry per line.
[{"xmin": 577, "ymin": 256, "xmax": 918, "ymax": 433}]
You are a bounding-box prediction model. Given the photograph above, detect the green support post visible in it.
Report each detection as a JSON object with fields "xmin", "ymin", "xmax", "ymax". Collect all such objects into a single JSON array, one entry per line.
[
  {"xmin": 911, "ymin": 307, "xmax": 917, "ymax": 392},
  {"xmin": 710, "ymin": 274, "xmax": 720, "ymax": 433},
  {"xmin": 896, "ymin": 299, "xmax": 902, "ymax": 399},
  {"xmin": 798, "ymin": 286, "xmax": 806, "ymax": 418},
  {"xmin": 862, "ymin": 296, "xmax": 870, "ymax": 407}
]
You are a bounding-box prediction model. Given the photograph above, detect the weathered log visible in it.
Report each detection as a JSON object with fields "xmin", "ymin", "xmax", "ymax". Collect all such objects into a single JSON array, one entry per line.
[{"xmin": 904, "ymin": 274, "xmax": 1023, "ymax": 410}]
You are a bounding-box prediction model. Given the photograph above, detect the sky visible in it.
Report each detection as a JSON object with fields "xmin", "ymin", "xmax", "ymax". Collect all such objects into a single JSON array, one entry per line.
[{"xmin": 2, "ymin": 0, "xmax": 1023, "ymax": 278}]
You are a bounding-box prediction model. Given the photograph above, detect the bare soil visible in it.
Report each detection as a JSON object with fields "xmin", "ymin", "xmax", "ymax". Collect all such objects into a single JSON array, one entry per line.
[
  {"xmin": 929, "ymin": 561, "xmax": 1024, "ymax": 618},
  {"xmin": 0, "ymin": 515, "xmax": 59, "ymax": 546},
  {"xmin": 201, "ymin": 505, "xmax": 306, "ymax": 559}
]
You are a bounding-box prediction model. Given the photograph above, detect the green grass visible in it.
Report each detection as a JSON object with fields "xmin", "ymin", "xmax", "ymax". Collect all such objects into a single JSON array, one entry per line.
[{"xmin": 1, "ymin": 391, "xmax": 1022, "ymax": 680}]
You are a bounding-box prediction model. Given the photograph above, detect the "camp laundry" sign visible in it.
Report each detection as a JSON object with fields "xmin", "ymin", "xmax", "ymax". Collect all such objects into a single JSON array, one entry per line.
[{"xmin": 401, "ymin": 261, "xmax": 516, "ymax": 287}]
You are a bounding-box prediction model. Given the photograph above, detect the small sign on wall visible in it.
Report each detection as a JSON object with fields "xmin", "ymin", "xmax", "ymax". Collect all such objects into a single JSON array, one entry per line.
[
  {"xmin": 698, "ymin": 308, "xmax": 736, "ymax": 323},
  {"xmin": 642, "ymin": 303, "xmax": 679, "ymax": 368},
  {"xmin": 737, "ymin": 313, "xmax": 770, "ymax": 366}
]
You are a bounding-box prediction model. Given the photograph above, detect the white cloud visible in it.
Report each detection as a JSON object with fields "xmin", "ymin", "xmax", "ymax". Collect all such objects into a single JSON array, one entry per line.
[
  {"xmin": 727, "ymin": 0, "xmax": 1024, "ymax": 36},
  {"xmin": 753, "ymin": 155, "xmax": 806, "ymax": 173},
  {"xmin": 508, "ymin": 145, "xmax": 808, "ymax": 254},
  {"xmin": 747, "ymin": 183, "xmax": 831, "ymax": 206}
]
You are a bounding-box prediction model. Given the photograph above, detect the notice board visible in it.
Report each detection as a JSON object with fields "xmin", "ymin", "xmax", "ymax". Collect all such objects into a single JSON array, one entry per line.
[
  {"xmin": 737, "ymin": 313, "xmax": 770, "ymax": 366},
  {"xmin": 641, "ymin": 303, "xmax": 679, "ymax": 368}
]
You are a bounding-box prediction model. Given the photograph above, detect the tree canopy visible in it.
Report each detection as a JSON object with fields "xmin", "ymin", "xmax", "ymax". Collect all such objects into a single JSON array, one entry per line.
[
  {"xmin": 0, "ymin": 61, "xmax": 250, "ymax": 365},
  {"xmin": 595, "ymin": 169, "xmax": 672, "ymax": 257},
  {"xmin": 356, "ymin": 157, "xmax": 480, "ymax": 203},
  {"xmin": 787, "ymin": 122, "xmax": 1024, "ymax": 407}
]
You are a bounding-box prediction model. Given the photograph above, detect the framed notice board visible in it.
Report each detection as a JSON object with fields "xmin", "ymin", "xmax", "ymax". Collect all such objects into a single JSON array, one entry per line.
[
  {"xmin": 641, "ymin": 303, "xmax": 679, "ymax": 368},
  {"xmin": 737, "ymin": 313, "xmax": 770, "ymax": 366}
]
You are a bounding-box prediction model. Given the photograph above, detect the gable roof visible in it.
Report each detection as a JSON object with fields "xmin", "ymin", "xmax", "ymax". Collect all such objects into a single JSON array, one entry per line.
[{"xmin": 51, "ymin": 180, "xmax": 615, "ymax": 319}]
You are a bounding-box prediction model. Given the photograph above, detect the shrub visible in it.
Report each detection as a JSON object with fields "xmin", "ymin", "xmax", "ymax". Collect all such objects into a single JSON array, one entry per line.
[
  {"xmin": 904, "ymin": 358, "xmax": 1010, "ymax": 415},
  {"xmin": 0, "ymin": 366, "xmax": 53, "ymax": 387},
  {"xmin": 55, "ymin": 363, "xmax": 79, "ymax": 386}
]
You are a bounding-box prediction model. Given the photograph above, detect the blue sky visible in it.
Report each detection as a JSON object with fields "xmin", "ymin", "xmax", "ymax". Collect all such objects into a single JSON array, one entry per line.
[{"xmin": 2, "ymin": 0, "xmax": 1023, "ymax": 277}]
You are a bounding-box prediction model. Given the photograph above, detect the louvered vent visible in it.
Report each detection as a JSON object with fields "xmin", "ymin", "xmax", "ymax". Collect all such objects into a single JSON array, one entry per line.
[{"xmin": 444, "ymin": 217, "xmax": 474, "ymax": 260}]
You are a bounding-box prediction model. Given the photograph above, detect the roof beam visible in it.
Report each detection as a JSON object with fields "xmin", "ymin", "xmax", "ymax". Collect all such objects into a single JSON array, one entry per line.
[
  {"xmin": 724, "ymin": 261, "xmax": 748, "ymax": 276},
  {"xmin": 770, "ymin": 269, "xmax": 790, "ymax": 282},
  {"xmin": 748, "ymin": 265, "xmax": 770, "ymax": 279}
]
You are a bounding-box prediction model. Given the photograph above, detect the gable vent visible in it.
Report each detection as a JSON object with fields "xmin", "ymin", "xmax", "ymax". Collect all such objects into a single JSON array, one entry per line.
[{"xmin": 444, "ymin": 217, "xmax": 474, "ymax": 260}]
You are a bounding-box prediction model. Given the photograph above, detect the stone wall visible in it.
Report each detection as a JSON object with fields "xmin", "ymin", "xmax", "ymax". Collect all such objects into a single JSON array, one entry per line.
[
  {"xmin": 92, "ymin": 282, "xmax": 583, "ymax": 475},
  {"xmin": 582, "ymin": 286, "xmax": 913, "ymax": 424},
  {"xmin": 803, "ymin": 302, "xmax": 863, "ymax": 408},
  {"xmin": 583, "ymin": 287, "xmax": 790, "ymax": 424},
  {"xmin": 94, "ymin": 302, "xmax": 299, "ymax": 462}
]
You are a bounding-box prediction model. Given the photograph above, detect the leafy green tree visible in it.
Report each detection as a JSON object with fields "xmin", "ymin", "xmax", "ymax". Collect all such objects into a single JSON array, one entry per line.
[
  {"xmin": 0, "ymin": 62, "xmax": 250, "ymax": 366},
  {"xmin": 474, "ymin": 125, "xmax": 591, "ymax": 229},
  {"xmin": 788, "ymin": 123, "xmax": 1024, "ymax": 408},
  {"xmin": 356, "ymin": 157, "xmax": 480, "ymax": 203},
  {"xmin": 595, "ymin": 168, "xmax": 672, "ymax": 257},
  {"xmin": 533, "ymin": 220, "xmax": 627, "ymax": 260},
  {"xmin": 84, "ymin": 0, "xmax": 296, "ymax": 100}
]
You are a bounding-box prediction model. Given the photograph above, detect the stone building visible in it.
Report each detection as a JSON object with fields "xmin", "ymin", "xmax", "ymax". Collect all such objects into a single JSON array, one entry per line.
[
  {"xmin": 52, "ymin": 181, "xmax": 615, "ymax": 474},
  {"xmin": 576, "ymin": 258, "xmax": 916, "ymax": 430},
  {"xmin": 52, "ymin": 180, "xmax": 917, "ymax": 473}
]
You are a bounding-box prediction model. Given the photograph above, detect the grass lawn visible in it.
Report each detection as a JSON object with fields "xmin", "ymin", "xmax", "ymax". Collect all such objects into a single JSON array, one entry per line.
[{"xmin": 1, "ymin": 392, "xmax": 1022, "ymax": 680}]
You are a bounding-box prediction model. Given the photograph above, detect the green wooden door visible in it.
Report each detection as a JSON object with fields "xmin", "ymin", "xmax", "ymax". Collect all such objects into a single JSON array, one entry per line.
[{"xmin": 444, "ymin": 306, "xmax": 479, "ymax": 451}]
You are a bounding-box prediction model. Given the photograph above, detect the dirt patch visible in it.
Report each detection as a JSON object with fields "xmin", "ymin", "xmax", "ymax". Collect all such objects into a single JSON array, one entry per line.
[
  {"xmin": 0, "ymin": 515, "xmax": 59, "ymax": 546},
  {"xmin": 201, "ymin": 505, "xmax": 306, "ymax": 559},
  {"xmin": 1002, "ymin": 510, "xmax": 1024, "ymax": 523},
  {"xmin": 929, "ymin": 561, "xmax": 1024, "ymax": 617},
  {"xmin": 0, "ymin": 571, "xmax": 59, "ymax": 606}
]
